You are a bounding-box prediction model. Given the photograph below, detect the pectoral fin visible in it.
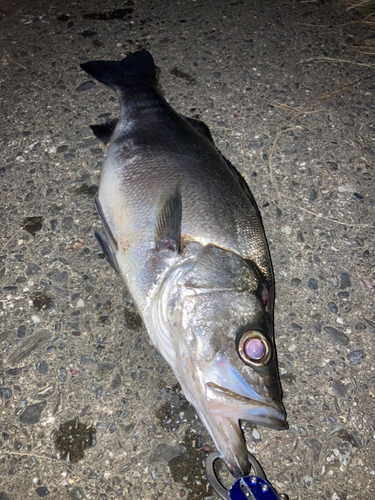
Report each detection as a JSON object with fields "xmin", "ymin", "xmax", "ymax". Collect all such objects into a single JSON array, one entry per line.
[{"xmin": 154, "ymin": 184, "xmax": 182, "ymax": 253}]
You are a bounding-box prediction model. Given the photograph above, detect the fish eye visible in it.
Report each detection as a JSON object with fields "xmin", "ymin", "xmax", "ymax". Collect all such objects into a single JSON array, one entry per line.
[{"xmin": 238, "ymin": 330, "xmax": 271, "ymax": 367}]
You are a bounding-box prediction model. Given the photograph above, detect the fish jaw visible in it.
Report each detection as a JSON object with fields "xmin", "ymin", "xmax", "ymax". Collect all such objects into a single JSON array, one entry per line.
[
  {"xmin": 175, "ymin": 352, "xmax": 287, "ymax": 478},
  {"xmin": 206, "ymin": 383, "xmax": 288, "ymax": 430},
  {"xmin": 204, "ymin": 352, "xmax": 287, "ymax": 429},
  {"xmin": 178, "ymin": 375, "xmax": 286, "ymax": 479}
]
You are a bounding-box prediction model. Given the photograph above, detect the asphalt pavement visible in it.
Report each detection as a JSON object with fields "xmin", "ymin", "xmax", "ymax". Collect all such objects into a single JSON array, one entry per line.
[{"xmin": 0, "ymin": 0, "xmax": 374, "ymax": 499}]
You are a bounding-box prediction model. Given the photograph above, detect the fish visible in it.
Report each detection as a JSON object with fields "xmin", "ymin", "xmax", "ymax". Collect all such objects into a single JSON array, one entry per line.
[{"xmin": 81, "ymin": 50, "xmax": 287, "ymax": 478}]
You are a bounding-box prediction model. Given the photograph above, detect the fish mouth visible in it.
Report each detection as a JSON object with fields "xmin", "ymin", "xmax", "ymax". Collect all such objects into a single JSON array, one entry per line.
[
  {"xmin": 204, "ymin": 353, "xmax": 287, "ymax": 429},
  {"xmin": 206, "ymin": 382, "xmax": 288, "ymax": 430},
  {"xmin": 195, "ymin": 354, "xmax": 287, "ymax": 478}
]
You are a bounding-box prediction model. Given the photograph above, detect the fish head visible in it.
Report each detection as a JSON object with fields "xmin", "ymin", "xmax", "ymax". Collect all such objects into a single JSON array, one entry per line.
[{"xmin": 164, "ymin": 244, "xmax": 287, "ymax": 477}]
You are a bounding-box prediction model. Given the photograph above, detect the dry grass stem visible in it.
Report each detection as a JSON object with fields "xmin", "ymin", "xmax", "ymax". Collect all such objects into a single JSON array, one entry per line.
[
  {"xmin": 7, "ymin": 57, "xmax": 27, "ymax": 70},
  {"xmin": 268, "ymin": 72, "xmax": 375, "ymax": 228},
  {"xmin": 298, "ymin": 56, "xmax": 375, "ymax": 70},
  {"xmin": 0, "ymin": 222, "xmax": 31, "ymax": 253},
  {"xmin": 346, "ymin": 0, "xmax": 374, "ymax": 10}
]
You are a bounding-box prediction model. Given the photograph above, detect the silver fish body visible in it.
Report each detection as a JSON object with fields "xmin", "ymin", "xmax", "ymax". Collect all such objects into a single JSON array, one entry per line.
[{"xmin": 81, "ymin": 50, "xmax": 287, "ymax": 478}]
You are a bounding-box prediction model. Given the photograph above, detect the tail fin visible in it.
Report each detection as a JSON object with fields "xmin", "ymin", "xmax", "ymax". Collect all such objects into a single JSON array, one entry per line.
[{"xmin": 80, "ymin": 50, "xmax": 156, "ymax": 90}]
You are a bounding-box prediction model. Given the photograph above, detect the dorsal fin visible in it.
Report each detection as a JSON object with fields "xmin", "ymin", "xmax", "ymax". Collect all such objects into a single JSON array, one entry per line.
[
  {"xmin": 224, "ymin": 157, "xmax": 262, "ymax": 221},
  {"xmin": 183, "ymin": 116, "xmax": 214, "ymax": 142},
  {"xmin": 154, "ymin": 184, "xmax": 182, "ymax": 253}
]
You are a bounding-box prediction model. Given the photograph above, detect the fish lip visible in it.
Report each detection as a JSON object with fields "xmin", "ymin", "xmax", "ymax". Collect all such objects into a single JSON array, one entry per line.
[{"xmin": 205, "ymin": 381, "xmax": 288, "ymax": 430}]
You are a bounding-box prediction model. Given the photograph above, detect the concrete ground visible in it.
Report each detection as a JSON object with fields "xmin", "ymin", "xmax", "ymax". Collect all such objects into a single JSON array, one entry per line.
[{"xmin": 0, "ymin": 0, "xmax": 374, "ymax": 499}]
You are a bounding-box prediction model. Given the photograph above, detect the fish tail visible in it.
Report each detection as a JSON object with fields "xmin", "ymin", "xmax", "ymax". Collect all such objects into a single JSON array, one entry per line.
[{"xmin": 80, "ymin": 50, "xmax": 156, "ymax": 90}]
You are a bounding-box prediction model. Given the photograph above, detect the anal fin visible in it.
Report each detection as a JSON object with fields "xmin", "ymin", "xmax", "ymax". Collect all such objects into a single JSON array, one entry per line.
[
  {"xmin": 94, "ymin": 196, "xmax": 119, "ymax": 273},
  {"xmin": 94, "ymin": 229, "xmax": 120, "ymax": 273},
  {"xmin": 90, "ymin": 118, "xmax": 119, "ymax": 145}
]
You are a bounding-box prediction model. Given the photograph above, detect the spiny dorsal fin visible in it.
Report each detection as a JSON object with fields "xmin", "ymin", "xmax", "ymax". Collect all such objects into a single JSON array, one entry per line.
[
  {"xmin": 90, "ymin": 118, "xmax": 119, "ymax": 145},
  {"xmin": 224, "ymin": 157, "xmax": 262, "ymax": 221},
  {"xmin": 183, "ymin": 116, "xmax": 214, "ymax": 142},
  {"xmin": 154, "ymin": 184, "xmax": 182, "ymax": 253}
]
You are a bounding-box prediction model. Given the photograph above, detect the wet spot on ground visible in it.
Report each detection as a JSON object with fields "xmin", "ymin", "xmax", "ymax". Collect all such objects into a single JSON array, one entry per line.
[
  {"xmin": 82, "ymin": 7, "xmax": 133, "ymax": 21},
  {"xmin": 155, "ymin": 385, "xmax": 197, "ymax": 432},
  {"xmin": 170, "ymin": 67, "xmax": 196, "ymax": 83},
  {"xmin": 168, "ymin": 429, "xmax": 214, "ymax": 500},
  {"xmin": 32, "ymin": 291, "xmax": 53, "ymax": 311},
  {"xmin": 54, "ymin": 417, "xmax": 96, "ymax": 462},
  {"xmin": 124, "ymin": 307, "xmax": 143, "ymax": 330},
  {"xmin": 75, "ymin": 184, "xmax": 98, "ymax": 196},
  {"xmin": 280, "ymin": 373, "xmax": 296, "ymax": 385}
]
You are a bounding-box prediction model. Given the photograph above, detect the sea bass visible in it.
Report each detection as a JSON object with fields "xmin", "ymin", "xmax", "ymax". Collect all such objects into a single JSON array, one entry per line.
[{"xmin": 81, "ymin": 50, "xmax": 287, "ymax": 478}]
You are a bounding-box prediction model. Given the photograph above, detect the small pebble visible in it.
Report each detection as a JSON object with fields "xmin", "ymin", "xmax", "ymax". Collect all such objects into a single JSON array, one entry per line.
[
  {"xmin": 80, "ymin": 355, "xmax": 91, "ymax": 365},
  {"xmin": 291, "ymin": 278, "xmax": 301, "ymax": 287},
  {"xmin": 340, "ymin": 272, "xmax": 351, "ymax": 289},
  {"xmin": 17, "ymin": 325, "xmax": 26, "ymax": 340},
  {"xmin": 75, "ymin": 81, "xmax": 95, "ymax": 92},
  {"xmin": 355, "ymin": 323, "xmax": 366, "ymax": 331},
  {"xmin": 71, "ymin": 487, "xmax": 85, "ymax": 499},
  {"xmin": 19, "ymin": 401, "xmax": 47, "ymax": 424},
  {"xmin": 6, "ymin": 368, "xmax": 22, "ymax": 376},
  {"xmin": 328, "ymin": 302, "xmax": 338, "ymax": 313},
  {"xmin": 252, "ymin": 428, "xmax": 261, "ymax": 442},
  {"xmin": 308, "ymin": 278, "xmax": 318, "ymax": 290},
  {"xmin": 281, "ymin": 226, "xmax": 292, "ymax": 235},
  {"xmin": 324, "ymin": 326, "xmax": 349, "ymax": 346},
  {"xmin": 291, "ymin": 323, "xmax": 302, "ymax": 331},
  {"xmin": 76, "ymin": 298, "xmax": 85, "ymax": 308},
  {"xmin": 36, "ymin": 360, "xmax": 49, "ymax": 374},
  {"xmin": 326, "ymin": 276, "xmax": 338, "ymax": 287},
  {"xmin": 362, "ymin": 279, "xmax": 373, "ymax": 289},
  {"xmin": 35, "ymin": 487, "xmax": 49, "ymax": 497},
  {"xmin": 58, "ymin": 368, "xmax": 68, "ymax": 383},
  {"xmin": 347, "ymin": 350, "xmax": 365, "ymax": 365},
  {"xmin": 0, "ymin": 388, "xmax": 12, "ymax": 399}
]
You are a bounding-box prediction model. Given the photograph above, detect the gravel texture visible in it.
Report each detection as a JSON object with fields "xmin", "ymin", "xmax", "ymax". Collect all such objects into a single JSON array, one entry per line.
[{"xmin": 0, "ymin": 0, "xmax": 374, "ymax": 499}]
